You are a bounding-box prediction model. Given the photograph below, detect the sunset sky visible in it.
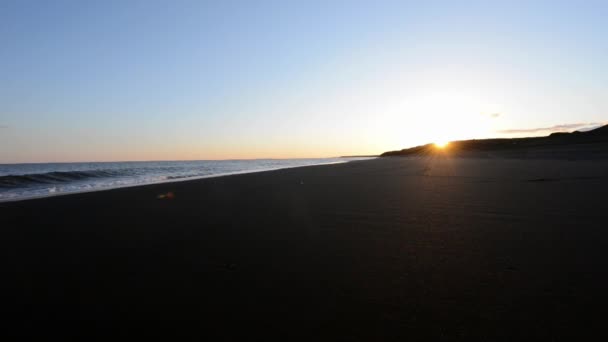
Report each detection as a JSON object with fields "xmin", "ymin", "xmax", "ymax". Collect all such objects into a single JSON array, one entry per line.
[{"xmin": 1, "ymin": 0, "xmax": 607, "ymax": 163}]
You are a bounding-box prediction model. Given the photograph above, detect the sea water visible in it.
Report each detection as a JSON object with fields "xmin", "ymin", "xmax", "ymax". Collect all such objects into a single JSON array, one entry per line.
[{"xmin": 0, "ymin": 158, "xmax": 371, "ymax": 202}]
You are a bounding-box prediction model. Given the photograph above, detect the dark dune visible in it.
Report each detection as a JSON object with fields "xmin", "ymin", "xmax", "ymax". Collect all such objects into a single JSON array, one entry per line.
[
  {"xmin": 382, "ymin": 124, "xmax": 608, "ymax": 158},
  {"xmin": 3, "ymin": 154, "xmax": 608, "ymax": 340}
]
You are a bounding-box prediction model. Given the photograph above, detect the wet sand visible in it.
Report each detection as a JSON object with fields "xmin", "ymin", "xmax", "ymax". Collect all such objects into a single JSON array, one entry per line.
[{"xmin": 3, "ymin": 156, "xmax": 608, "ymax": 340}]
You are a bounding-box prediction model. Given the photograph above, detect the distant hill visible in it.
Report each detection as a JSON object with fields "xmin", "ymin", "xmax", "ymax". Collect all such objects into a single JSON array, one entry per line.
[
  {"xmin": 584, "ymin": 124, "xmax": 608, "ymax": 135},
  {"xmin": 381, "ymin": 124, "xmax": 608, "ymax": 157}
]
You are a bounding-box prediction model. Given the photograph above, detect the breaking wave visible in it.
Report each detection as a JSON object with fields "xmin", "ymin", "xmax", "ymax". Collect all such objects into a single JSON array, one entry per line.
[{"xmin": 0, "ymin": 170, "xmax": 126, "ymax": 188}]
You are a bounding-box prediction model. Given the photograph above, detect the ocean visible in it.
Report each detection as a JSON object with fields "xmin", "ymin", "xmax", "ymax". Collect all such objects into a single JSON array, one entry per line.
[{"xmin": 0, "ymin": 158, "xmax": 371, "ymax": 202}]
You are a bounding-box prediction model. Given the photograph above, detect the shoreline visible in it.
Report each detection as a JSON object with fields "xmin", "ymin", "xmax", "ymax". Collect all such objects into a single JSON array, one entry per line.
[{"xmin": 0, "ymin": 159, "xmax": 365, "ymax": 203}]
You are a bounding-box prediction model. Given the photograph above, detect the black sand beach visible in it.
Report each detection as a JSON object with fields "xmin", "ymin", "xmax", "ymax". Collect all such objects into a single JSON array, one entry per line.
[{"xmin": 3, "ymin": 156, "xmax": 608, "ymax": 340}]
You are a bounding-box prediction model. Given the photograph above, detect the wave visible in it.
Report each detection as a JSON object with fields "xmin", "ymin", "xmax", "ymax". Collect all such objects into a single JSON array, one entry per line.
[{"xmin": 0, "ymin": 170, "xmax": 124, "ymax": 188}]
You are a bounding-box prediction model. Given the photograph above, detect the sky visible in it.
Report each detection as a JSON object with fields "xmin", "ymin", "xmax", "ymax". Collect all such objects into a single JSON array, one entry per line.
[{"xmin": 1, "ymin": 0, "xmax": 607, "ymax": 163}]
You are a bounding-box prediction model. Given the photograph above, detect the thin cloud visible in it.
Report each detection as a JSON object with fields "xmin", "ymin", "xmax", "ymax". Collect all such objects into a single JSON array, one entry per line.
[
  {"xmin": 498, "ymin": 122, "xmax": 605, "ymax": 134},
  {"xmin": 488, "ymin": 112, "xmax": 501, "ymax": 118},
  {"xmin": 0, "ymin": 124, "xmax": 8, "ymax": 129}
]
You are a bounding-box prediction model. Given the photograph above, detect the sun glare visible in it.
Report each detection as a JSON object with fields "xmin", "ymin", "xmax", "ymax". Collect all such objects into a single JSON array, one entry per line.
[
  {"xmin": 391, "ymin": 89, "xmax": 500, "ymax": 149},
  {"xmin": 434, "ymin": 141, "xmax": 449, "ymax": 149}
]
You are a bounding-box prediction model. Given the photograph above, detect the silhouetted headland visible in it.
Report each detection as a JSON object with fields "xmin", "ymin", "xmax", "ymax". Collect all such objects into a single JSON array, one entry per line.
[{"xmin": 382, "ymin": 124, "xmax": 608, "ymax": 158}]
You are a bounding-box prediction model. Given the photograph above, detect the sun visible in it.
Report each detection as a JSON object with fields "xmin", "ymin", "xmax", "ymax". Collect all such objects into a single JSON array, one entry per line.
[
  {"xmin": 391, "ymin": 88, "xmax": 500, "ymax": 149},
  {"xmin": 434, "ymin": 141, "xmax": 449, "ymax": 149}
]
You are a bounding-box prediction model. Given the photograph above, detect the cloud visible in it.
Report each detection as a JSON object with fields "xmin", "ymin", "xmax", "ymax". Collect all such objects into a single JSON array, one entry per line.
[
  {"xmin": 487, "ymin": 112, "xmax": 501, "ymax": 118},
  {"xmin": 0, "ymin": 124, "xmax": 8, "ymax": 129},
  {"xmin": 498, "ymin": 122, "xmax": 605, "ymax": 134}
]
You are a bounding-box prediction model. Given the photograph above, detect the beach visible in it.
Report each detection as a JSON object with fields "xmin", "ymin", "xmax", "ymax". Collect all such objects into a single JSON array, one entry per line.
[{"xmin": 3, "ymin": 156, "xmax": 608, "ymax": 340}]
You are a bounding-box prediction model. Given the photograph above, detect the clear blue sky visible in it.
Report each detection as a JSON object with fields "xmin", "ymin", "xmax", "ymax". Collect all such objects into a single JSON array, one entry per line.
[{"xmin": 1, "ymin": 0, "xmax": 607, "ymax": 162}]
